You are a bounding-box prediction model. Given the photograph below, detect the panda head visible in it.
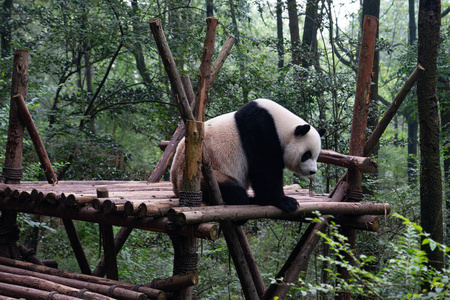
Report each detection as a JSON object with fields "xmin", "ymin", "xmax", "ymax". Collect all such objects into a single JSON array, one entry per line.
[{"xmin": 284, "ymin": 124, "xmax": 326, "ymax": 178}]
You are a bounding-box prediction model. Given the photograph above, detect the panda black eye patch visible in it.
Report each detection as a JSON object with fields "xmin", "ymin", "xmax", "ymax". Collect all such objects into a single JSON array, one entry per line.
[{"xmin": 301, "ymin": 151, "xmax": 312, "ymax": 162}]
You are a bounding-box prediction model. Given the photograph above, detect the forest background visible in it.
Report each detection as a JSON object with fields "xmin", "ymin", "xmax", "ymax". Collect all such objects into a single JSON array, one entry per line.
[{"xmin": 0, "ymin": 0, "xmax": 449, "ymax": 298}]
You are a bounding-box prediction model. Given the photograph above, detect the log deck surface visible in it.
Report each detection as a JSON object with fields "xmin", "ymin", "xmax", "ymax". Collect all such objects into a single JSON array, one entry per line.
[{"xmin": 0, "ymin": 181, "xmax": 390, "ymax": 228}]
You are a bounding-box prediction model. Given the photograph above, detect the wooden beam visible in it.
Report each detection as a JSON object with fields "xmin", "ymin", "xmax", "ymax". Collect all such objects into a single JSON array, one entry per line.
[
  {"xmin": 193, "ymin": 16, "xmax": 218, "ymax": 121},
  {"xmin": 318, "ymin": 150, "xmax": 378, "ymax": 173},
  {"xmin": 168, "ymin": 202, "xmax": 390, "ymax": 225},
  {"xmin": 201, "ymin": 152, "xmax": 260, "ymax": 299},
  {"xmin": 149, "ymin": 18, "xmax": 194, "ymax": 122},
  {"xmin": 62, "ymin": 218, "xmax": 92, "ymax": 275},
  {"xmin": 0, "ymin": 197, "xmax": 217, "ymax": 240},
  {"xmin": 13, "ymin": 94, "xmax": 57, "ymax": 184},
  {"xmin": 148, "ymin": 272, "xmax": 198, "ymax": 292}
]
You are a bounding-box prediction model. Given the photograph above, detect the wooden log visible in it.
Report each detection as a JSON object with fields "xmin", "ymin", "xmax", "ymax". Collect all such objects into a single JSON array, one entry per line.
[
  {"xmin": 329, "ymin": 181, "xmax": 349, "ymax": 202},
  {"xmin": 329, "ymin": 64, "xmax": 424, "ymax": 197},
  {"xmin": 339, "ymin": 15, "xmax": 378, "ymax": 300},
  {"xmin": 149, "ymin": 18, "xmax": 194, "ymax": 122},
  {"xmin": 201, "ymin": 152, "xmax": 260, "ymax": 300},
  {"xmin": 0, "ymin": 264, "xmax": 148, "ymax": 300},
  {"xmin": 93, "ymin": 227, "xmax": 133, "ymax": 278},
  {"xmin": 0, "ymin": 270, "xmax": 112, "ymax": 300},
  {"xmin": 1, "ymin": 49, "xmax": 28, "ymax": 260},
  {"xmin": 62, "ymin": 218, "xmax": 92, "ymax": 275},
  {"xmin": 97, "ymin": 188, "xmax": 119, "ymax": 281},
  {"xmin": 0, "ymin": 198, "xmax": 217, "ymax": 240},
  {"xmin": 168, "ymin": 202, "xmax": 390, "ymax": 225},
  {"xmin": 211, "ymin": 36, "xmax": 235, "ymax": 83},
  {"xmin": 0, "ymin": 258, "xmax": 163, "ymax": 300},
  {"xmin": 148, "ymin": 121, "xmax": 186, "ymax": 182},
  {"xmin": 0, "ymin": 281, "xmax": 80, "ymax": 300},
  {"xmin": 235, "ymin": 225, "xmax": 265, "ymax": 297},
  {"xmin": 64, "ymin": 194, "xmax": 97, "ymax": 206},
  {"xmin": 3, "ymin": 49, "xmax": 28, "ymax": 184},
  {"xmin": 18, "ymin": 244, "xmax": 44, "ymax": 266},
  {"xmin": 263, "ymin": 217, "xmax": 331, "ymax": 299},
  {"xmin": 148, "ymin": 272, "xmax": 198, "ymax": 292},
  {"xmin": 318, "ymin": 150, "xmax": 377, "ymax": 173},
  {"xmin": 337, "ymin": 215, "xmax": 380, "ymax": 232},
  {"xmin": 14, "ymin": 94, "xmax": 57, "ymax": 184},
  {"xmin": 364, "ymin": 64, "xmax": 425, "ymax": 156},
  {"xmin": 193, "ymin": 16, "xmax": 218, "ymax": 121}
]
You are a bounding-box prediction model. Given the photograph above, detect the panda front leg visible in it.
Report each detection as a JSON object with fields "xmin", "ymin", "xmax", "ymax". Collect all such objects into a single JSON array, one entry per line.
[{"xmin": 249, "ymin": 168, "xmax": 299, "ymax": 212}]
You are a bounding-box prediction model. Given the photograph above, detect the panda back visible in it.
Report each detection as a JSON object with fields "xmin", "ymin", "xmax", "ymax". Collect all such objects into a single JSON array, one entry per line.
[{"xmin": 204, "ymin": 112, "xmax": 249, "ymax": 188}]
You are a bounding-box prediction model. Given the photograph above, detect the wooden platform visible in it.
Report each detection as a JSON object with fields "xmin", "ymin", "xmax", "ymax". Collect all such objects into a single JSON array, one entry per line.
[{"xmin": 0, "ymin": 181, "xmax": 389, "ymax": 231}]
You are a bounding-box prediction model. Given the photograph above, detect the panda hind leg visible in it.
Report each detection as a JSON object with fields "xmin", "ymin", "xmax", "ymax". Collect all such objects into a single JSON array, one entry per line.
[
  {"xmin": 217, "ymin": 178, "xmax": 250, "ymax": 206},
  {"xmin": 201, "ymin": 171, "xmax": 250, "ymax": 206}
]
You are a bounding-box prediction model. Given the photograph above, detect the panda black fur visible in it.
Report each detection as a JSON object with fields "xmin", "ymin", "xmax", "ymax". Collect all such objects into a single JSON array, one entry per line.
[{"xmin": 170, "ymin": 99, "xmax": 325, "ymax": 212}]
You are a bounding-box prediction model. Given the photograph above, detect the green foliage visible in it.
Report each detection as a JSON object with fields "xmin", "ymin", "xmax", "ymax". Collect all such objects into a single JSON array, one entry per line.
[{"xmin": 298, "ymin": 214, "xmax": 450, "ymax": 299}]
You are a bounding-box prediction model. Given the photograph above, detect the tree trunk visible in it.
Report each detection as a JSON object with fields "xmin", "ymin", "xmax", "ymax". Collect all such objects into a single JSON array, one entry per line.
[
  {"xmin": 417, "ymin": 0, "xmax": 443, "ymax": 272},
  {"xmin": 276, "ymin": 0, "xmax": 284, "ymax": 69},
  {"xmin": 362, "ymin": 0, "xmax": 380, "ymax": 196},
  {"xmin": 440, "ymin": 79, "xmax": 450, "ymax": 251},
  {"xmin": 0, "ymin": 0, "xmax": 13, "ymax": 58},
  {"xmin": 206, "ymin": 0, "xmax": 213, "ymax": 17},
  {"xmin": 407, "ymin": 0, "xmax": 419, "ymax": 185},
  {"xmin": 302, "ymin": 0, "xmax": 320, "ymax": 69},
  {"xmin": 287, "ymin": 0, "xmax": 301, "ymax": 65}
]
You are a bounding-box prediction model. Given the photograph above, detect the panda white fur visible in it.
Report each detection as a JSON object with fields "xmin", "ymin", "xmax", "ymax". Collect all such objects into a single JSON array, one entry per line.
[{"xmin": 170, "ymin": 98, "xmax": 325, "ymax": 212}]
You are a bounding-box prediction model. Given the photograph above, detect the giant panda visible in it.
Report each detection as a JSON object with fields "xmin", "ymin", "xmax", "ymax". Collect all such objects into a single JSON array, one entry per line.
[{"xmin": 170, "ymin": 98, "xmax": 325, "ymax": 212}]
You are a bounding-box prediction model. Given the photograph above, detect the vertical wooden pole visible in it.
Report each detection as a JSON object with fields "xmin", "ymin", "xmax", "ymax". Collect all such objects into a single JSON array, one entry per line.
[
  {"xmin": 3, "ymin": 50, "xmax": 28, "ymax": 183},
  {"xmin": 97, "ymin": 187, "xmax": 119, "ymax": 280},
  {"xmin": 337, "ymin": 15, "xmax": 377, "ymax": 300},
  {"xmin": 0, "ymin": 50, "xmax": 28, "ymax": 260}
]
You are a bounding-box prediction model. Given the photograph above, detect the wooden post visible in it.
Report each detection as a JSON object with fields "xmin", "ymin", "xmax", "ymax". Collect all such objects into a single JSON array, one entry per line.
[
  {"xmin": 0, "ymin": 50, "xmax": 29, "ymax": 260},
  {"xmin": 337, "ymin": 15, "xmax": 377, "ymax": 300},
  {"xmin": 97, "ymin": 187, "xmax": 119, "ymax": 280},
  {"xmin": 202, "ymin": 153, "xmax": 260, "ymax": 299},
  {"xmin": 3, "ymin": 50, "xmax": 28, "ymax": 184}
]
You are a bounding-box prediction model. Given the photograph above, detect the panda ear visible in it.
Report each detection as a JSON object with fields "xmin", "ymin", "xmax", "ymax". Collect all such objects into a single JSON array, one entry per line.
[
  {"xmin": 294, "ymin": 124, "xmax": 310, "ymax": 136},
  {"xmin": 318, "ymin": 128, "xmax": 326, "ymax": 137}
]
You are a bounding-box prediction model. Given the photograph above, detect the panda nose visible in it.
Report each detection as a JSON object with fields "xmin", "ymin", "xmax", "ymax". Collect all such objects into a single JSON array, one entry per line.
[{"xmin": 309, "ymin": 170, "xmax": 316, "ymax": 175}]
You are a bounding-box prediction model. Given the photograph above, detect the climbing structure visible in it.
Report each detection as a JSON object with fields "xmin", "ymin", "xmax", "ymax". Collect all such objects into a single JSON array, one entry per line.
[{"xmin": 0, "ymin": 15, "xmax": 423, "ymax": 300}]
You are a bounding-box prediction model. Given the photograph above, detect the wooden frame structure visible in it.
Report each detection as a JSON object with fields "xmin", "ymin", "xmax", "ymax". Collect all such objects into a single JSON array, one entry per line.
[{"xmin": 0, "ymin": 15, "xmax": 423, "ymax": 300}]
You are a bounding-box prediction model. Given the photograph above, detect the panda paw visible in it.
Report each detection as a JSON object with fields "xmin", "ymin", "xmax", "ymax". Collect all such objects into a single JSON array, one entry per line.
[{"xmin": 277, "ymin": 196, "xmax": 299, "ymax": 212}]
